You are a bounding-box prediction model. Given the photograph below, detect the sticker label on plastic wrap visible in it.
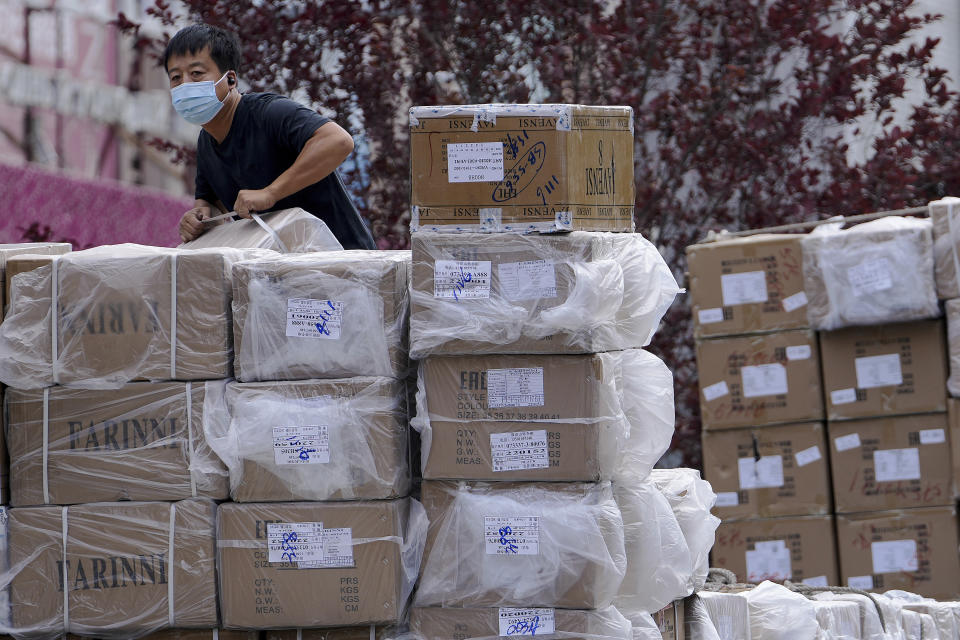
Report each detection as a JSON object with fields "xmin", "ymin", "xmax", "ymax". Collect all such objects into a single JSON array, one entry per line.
[
  {"xmin": 802, "ymin": 575, "xmax": 828, "ymax": 588},
  {"xmin": 834, "ymin": 433, "xmax": 862, "ymax": 452},
  {"xmin": 698, "ymin": 307, "xmax": 724, "ymax": 324},
  {"xmin": 286, "ymin": 299, "xmax": 344, "ymax": 339},
  {"xmin": 715, "ymin": 492, "xmax": 739, "ymax": 507},
  {"xmin": 479, "ymin": 208, "xmax": 502, "ymax": 232},
  {"xmin": 872, "ymin": 539, "xmax": 918, "ymax": 574},
  {"xmin": 746, "ymin": 540, "xmax": 791, "ymax": 581},
  {"xmin": 741, "ymin": 363, "xmax": 788, "ymax": 398},
  {"xmin": 847, "ymin": 257, "xmax": 893, "ymax": 296},
  {"xmin": 490, "ymin": 430, "xmax": 549, "ymax": 472},
  {"xmin": 786, "ymin": 345, "xmax": 811, "ymax": 361},
  {"xmin": 738, "ymin": 455, "xmax": 785, "ymax": 490},
  {"xmin": 299, "ymin": 528, "xmax": 355, "ymax": 569},
  {"xmin": 486, "ymin": 368, "xmax": 545, "ymax": 408},
  {"xmin": 848, "ymin": 575, "xmax": 874, "ymax": 590},
  {"xmin": 267, "ymin": 522, "xmax": 325, "ymax": 564},
  {"xmin": 919, "ymin": 428, "xmax": 946, "ymax": 445},
  {"xmin": 435, "ymin": 260, "xmax": 492, "ymax": 300},
  {"xmin": 485, "ymin": 516, "xmax": 540, "ymax": 555},
  {"xmin": 447, "ymin": 142, "xmax": 504, "ymax": 182},
  {"xmin": 498, "ymin": 260, "xmax": 557, "ymax": 301},
  {"xmin": 795, "ymin": 445, "xmax": 822, "ymax": 467},
  {"xmin": 831, "ymin": 388, "xmax": 857, "ymax": 405},
  {"xmin": 873, "ymin": 448, "xmax": 921, "ymax": 482},
  {"xmin": 721, "ymin": 271, "xmax": 768, "ymax": 306},
  {"xmin": 855, "ymin": 354, "xmax": 902, "ymax": 389},
  {"xmin": 782, "ymin": 291, "xmax": 808, "ymax": 312},
  {"xmin": 499, "ymin": 608, "xmax": 556, "ymax": 636},
  {"xmin": 273, "ymin": 426, "xmax": 330, "ymax": 465},
  {"xmin": 702, "ymin": 381, "xmax": 729, "ymax": 402}
]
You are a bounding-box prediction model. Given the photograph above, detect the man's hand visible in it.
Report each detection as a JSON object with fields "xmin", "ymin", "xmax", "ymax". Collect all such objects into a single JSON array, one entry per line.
[
  {"xmin": 179, "ymin": 206, "xmax": 213, "ymax": 243},
  {"xmin": 234, "ymin": 188, "xmax": 278, "ymax": 217}
]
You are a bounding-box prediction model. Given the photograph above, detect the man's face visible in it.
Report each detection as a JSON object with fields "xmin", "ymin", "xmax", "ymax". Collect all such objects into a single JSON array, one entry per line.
[{"xmin": 166, "ymin": 46, "xmax": 231, "ymax": 100}]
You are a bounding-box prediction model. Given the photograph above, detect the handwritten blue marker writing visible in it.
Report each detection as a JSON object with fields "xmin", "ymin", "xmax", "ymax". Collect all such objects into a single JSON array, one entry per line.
[
  {"xmin": 281, "ymin": 531, "xmax": 299, "ymax": 562},
  {"xmin": 314, "ymin": 300, "xmax": 338, "ymax": 335},
  {"xmin": 452, "ymin": 265, "xmax": 473, "ymax": 302},
  {"xmin": 498, "ymin": 525, "xmax": 519, "ymax": 554},
  {"xmin": 506, "ymin": 616, "xmax": 541, "ymax": 636},
  {"xmin": 298, "ymin": 446, "xmax": 317, "ymax": 460}
]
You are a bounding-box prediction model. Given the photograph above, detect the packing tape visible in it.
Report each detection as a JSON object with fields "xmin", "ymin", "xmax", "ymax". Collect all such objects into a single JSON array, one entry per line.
[
  {"xmin": 296, "ymin": 629, "xmax": 302, "ymax": 640},
  {"xmin": 186, "ymin": 382, "xmax": 197, "ymax": 498},
  {"xmin": 170, "ymin": 254, "xmax": 178, "ymax": 379},
  {"xmin": 370, "ymin": 625, "xmax": 376, "ymax": 640},
  {"xmin": 51, "ymin": 257, "xmax": 59, "ymax": 385},
  {"xmin": 251, "ymin": 213, "xmax": 289, "ymax": 253},
  {"xmin": 213, "ymin": 630, "xmax": 219, "ymax": 640},
  {"xmin": 61, "ymin": 506, "xmax": 69, "ymax": 632},
  {"xmin": 42, "ymin": 388, "xmax": 50, "ymax": 504},
  {"xmin": 168, "ymin": 503, "xmax": 176, "ymax": 626}
]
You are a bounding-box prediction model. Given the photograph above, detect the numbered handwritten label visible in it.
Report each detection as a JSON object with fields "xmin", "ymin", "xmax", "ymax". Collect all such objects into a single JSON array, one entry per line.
[
  {"xmin": 498, "ymin": 260, "xmax": 557, "ymax": 301},
  {"xmin": 847, "ymin": 257, "xmax": 893, "ymax": 296},
  {"xmin": 299, "ymin": 528, "xmax": 355, "ymax": 569},
  {"xmin": 855, "ymin": 353, "xmax": 902, "ymax": 389},
  {"xmin": 721, "ymin": 271, "xmax": 768, "ymax": 306},
  {"xmin": 499, "ymin": 608, "xmax": 555, "ymax": 637},
  {"xmin": 873, "ymin": 448, "xmax": 921, "ymax": 482},
  {"xmin": 273, "ymin": 426, "xmax": 330, "ymax": 465},
  {"xmin": 490, "ymin": 430, "xmax": 549, "ymax": 472},
  {"xmin": 267, "ymin": 522, "xmax": 324, "ymax": 565},
  {"xmin": 872, "ymin": 539, "xmax": 918, "ymax": 574},
  {"xmin": 741, "ymin": 363, "xmax": 788, "ymax": 398},
  {"xmin": 286, "ymin": 298, "xmax": 344, "ymax": 340},
  {"xmin": 485, "ymin": 516, "xmax": 540, "ymax": 555},
  {"xmin": 447, "ymin": 142, "xmax": 504, "ymax": 183},
  {"xmin": 434, "ymin": 260, "xmax": 492, "ymax": 300},
  {"xmin": 746, "ymin": 539, "xmax": 791, "ymax": 582},
  {"xmin": 487, "ymin": 367, "xmax": 545, "ymax": 408}
]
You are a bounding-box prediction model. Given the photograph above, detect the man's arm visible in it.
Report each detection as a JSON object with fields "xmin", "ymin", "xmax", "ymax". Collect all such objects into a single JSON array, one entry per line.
[
  {"xmin": 178, "ymin": 198, "xmax": 229, "ymax": 243},
  {"xmin": 233, "ymin": 121, "xmax": 354, "ymax": 216}
]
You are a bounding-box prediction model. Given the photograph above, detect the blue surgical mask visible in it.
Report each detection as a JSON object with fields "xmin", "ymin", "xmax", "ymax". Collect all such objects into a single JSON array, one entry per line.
[{"xmin": 170, "ymin": 73, "xmax": 228, "ymax": 125}]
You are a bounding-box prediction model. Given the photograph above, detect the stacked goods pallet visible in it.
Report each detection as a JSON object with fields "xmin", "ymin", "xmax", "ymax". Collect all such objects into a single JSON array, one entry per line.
[
  {"xmin": 406, "ymin": 103, "xmax": 719, "ymax": 640},
  {"xmin": 688, "ymin": 234, "xmax": 839, "ymax": 587}
]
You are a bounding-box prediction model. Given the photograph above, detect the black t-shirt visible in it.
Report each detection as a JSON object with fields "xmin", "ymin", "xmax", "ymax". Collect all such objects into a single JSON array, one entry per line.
[{"xmin": 195, "ymin": 92, "xmax": 376, "ymax": 249}]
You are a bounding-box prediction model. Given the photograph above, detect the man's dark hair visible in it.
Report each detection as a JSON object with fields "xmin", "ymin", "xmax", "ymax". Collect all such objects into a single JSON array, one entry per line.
[{"xmin": 162, "ymin": 24, "xmax": 241, "ymax": 74}]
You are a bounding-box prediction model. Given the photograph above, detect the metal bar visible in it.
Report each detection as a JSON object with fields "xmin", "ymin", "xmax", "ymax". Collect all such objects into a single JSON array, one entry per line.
[{"xmin": 717, "ymin": 205, "xmax": 928, "ymax": 239}]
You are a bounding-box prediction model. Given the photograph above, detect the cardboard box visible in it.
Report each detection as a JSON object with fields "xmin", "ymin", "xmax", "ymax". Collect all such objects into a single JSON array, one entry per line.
[
  {"xmin": 69, "ymin": 632, "xmax": 258, "ymax": 640},
  {"xmin": 217, "ymin": 499, "xmax": 424, "ymax": 629},
  {"xmin": 819, "ymin": 319, "xmax": 947, "ymax": 420},
  {"xmin": 8, "ymin": 499, "xmax": 218, "ymax": 636},
  {"xmin": 835, "ymin": 505, "xmax": 960, "ymax": 600},
  {"xmin": 416, "ymin": 350, "xmax": 674, "ymax": 482},
  {"xmin": 653, "ymin": 600, "xmax": 685, "ymax": 640},
  {"xmin": 0, "ymin": 242, "xmax": 71, "ymax": 319},
  {"xmin": 828, "ymin": 414, "xmax": 954, "ymax": 513},
  {"xmin": 950, "ymin": 399, "xmax": 960, "ymax": 497},
  {"xmin": 685, "ymin": 592, "xmax": 750, "ymax": 640},
  {"xmin": 409, "ymin": 231, "xmax": 679, "ymax": 357},
  {"xmin": 0, "ymin": 245, "xmax": 268, "ymax": 389},
  {"xmin": 416, "ymin": 481, "xmax": 625, "ymax": 609},
  {"xmin": 409, "ymin": 104, "xmax": 635, "ymax": 233},
  {"xmin": 231, "ymin": 251, "xmax": 410, "ymax": 382},
  {"xmin": 701, "ymin": 422, "xmax": 831, "ymax": 519},
  {"xmin": 408, "ymin": 606, "xmax": 633, "ymax": 640},
  {"xmin": 686, "ymin": 234, "xmax": 807, "ymax": 338},
  {"xmin": 711, "ymin": 515, "xmax": 839, "ymax": 585},
  {"xmin": 5, "ymin": 382, "xmax": 228, "ymax": 506},
  {"xmin": 180, "ymin": 208, "xmax": 343, "ymax": 253},
  {"xmin": 266, "ymin": 628, "xmax": 392, "ymax": 640},
  {"xmin": 696, "ymin": 330, "xmax": 823, "ymax": 430},
  {"xmin": 203, "ymin": 377, "xmax": 409, "ymax": 502}
]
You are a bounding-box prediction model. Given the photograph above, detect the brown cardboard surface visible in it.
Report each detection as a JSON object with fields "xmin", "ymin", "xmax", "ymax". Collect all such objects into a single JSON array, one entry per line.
[
  {"xmin": 8, "ymin": 499, "xmax": 218, "ymax": 636},
  {"xmin": 5, "ymin": 382, "xmax": 228, "ymax": 506},
  {"xmin": 5, "ymin": 253, "xmax": 62, "ymax": 305},
  {"xmin": 696, "ymin": 330, "xmax": 823, "ymax": 430},
  {"xmin": 266, "ymin": 628, "xmax": 392, "ymax": 640},
  {"xmin": 701, "ymin": 422, "xmax": 830, "ymax": 519},
  {"xmin": 711, "ymin": 515, "xmax": 839, "ymax": 585},
  {"xmin": 835, "ymin": 506, "xmax": 960, "ymax": 600},
  {"xmin": 409, "ymin": 607, "xmax": 632, "ymax": 640},
  {"xmin": 0, "ymin": 243, "xmax": 71, "ymax": 319},
  {"xmin": 686, "ymin": 234, "xmax": 807, "ymax": 338},
  {"xmin": 949, "ymin": 399, "xmax": 960, "ymax": 497},
  {"xmin": 69, "ymin": 632, "xmax": 259, "ymax": 640},
  {"xmin": 217, "ymin": 500, "xmax": 415, "ymax": 629},
  {"xmin": 827, "ymin": 414, "xmax": 954, "ymax": 513},
  {"xmin": 819, "ymin": 320, "xmax": 947, "ymax": 420},
  {"xmin": 653, "ymin": 600, "xmax": 685, "ymax": 640},
  {"xmin": 409, "ymin": 105, "xmax": 635, "ymax": 232}
]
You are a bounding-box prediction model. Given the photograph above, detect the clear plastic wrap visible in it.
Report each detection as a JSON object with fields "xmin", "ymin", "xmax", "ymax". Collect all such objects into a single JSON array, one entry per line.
[
  {"xmin": 898, "ymin": 610, "xmax": 924, "ymax": 640},
  {"xmin": 408, "ymin": 605, "xmax": 634, "ymax": 640},
  {"xmin": 946, "ymin": 299, "xmax": 960, "ymax": 397},
  {"xmin": 201, "ymin": 377, "xmax": 409, "ymax": 501},
  {"xmin": 231, "ymin": 250, "xmax": 410, "ymax": 382},
  {"xmin": 266, "ymin": 627, "xmax": 398, "ymax": 640},
  {"xmin": 745, "ymin": 581, "xmax": 819, "ymax": 640},
  {"xmin": 693, "ymin": 592, "xmax": 750, "ymax": 640},
  {"xmin": 179, "ymin": 208, "xmax": 343, "ymax": 253},
  {"xmin": 5, "ymin": 382, "xmax": 228, "ymax": 506},
  {"xmin": 217, "ymin": 498, "xmax": 427, "ymax": 629},
  {"xmin": 415, "ymin": 481, "xmax": 626, "ymax": 609},
  {"xmin": 408, "ymin": 231, "xmax": 679, "ymax": 357},
  {"xmin": 412, "ymin": 349, "xmax": 674, "ymax": 482},
  {"xmin": 624, "ymin": 609, "xmax": 668, "ymax": 640},
  {"xmin": 2, "ymin": 499, "xmax": 218, "ymax": 639},
  {"xmin": 0, "ymin": 243, "xmax": 72, "ymax": 322},
  {"xmin": 801, "ymin": 217, "xmax": 939, "ymax": 330},
  {"xmin": 812, "ymin": 600, "xmax": 861, "ymax": 640},
  {"xmin": 929, "ymin": 197, "xmax": 960, "ymax": 299},
  {"xmin": 900, "ymin": 602, "xmax": 958, "ymax": 639},
  {"xmin": 682, "ymin": 595, "xmax": 722, "ymax": 640},
  {"xmin": 812, "ymin": 592, "xmax": 890, "ymax": 640},
  {"xmin": 0, "ymin": 244, "xmax": 272, "ymax": 390}
]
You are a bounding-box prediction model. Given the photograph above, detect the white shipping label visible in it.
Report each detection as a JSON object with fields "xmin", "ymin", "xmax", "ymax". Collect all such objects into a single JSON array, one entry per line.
[
  {"xmin": 703, "ymin": 381, "xmax": 729, "ymax": 402},
  {"xmin": 847, "ymin": 575, "xmax": 874, "ymax": 590},
  {"xmin": 834, "ymin": 433, "xmax": 862, "ymax": 452},
  {"xmin": 498, "ymin": 260, "xmax": 558, "ymax": 301},
  {"xmin": 299, "ymin": 528, "xmax": 355, "ymax": 569},
  {"xmin": 795, "ymin": 445, "xmax": 822, "ymax": 467},
  {"xmin": 721, "ymin": 271, "xmax": 768, "ymax": 306},
  {"xmin": 738, "ymin": 455, "xmax": 785, "ymax": 490},
  {"xmin": 847, "ymin": 257, "xmax": 894, "ymax": 296},
  {"xmin": 741, "ymin": 363, "xmax": 788, "ymax": 398},
  {"xmin": 490, "ymin": 430, "xmax": 550, "ymax": 473},
  {"xmin": 855, "ymin": 354, "xmax": 903, "ymax": 389},
  {"xmin": 698, "ymin": 307, "xmax": 725, "ymax": 324},
  {"xmin": 434, "ymin": 260, "xmax": 492, "ymax": 300},
  {"xmin": 802, "ymin": 575, "xmax": 829, "ymax": 588},
  {"xmin": 782, "ymin": 291, "xmax": 809, "ymax": 312},
  {"xmin": 872, "ymin": 539, "xmax": 918, "ymax": 574},
  {"xmin": 485, "ymin": 516, "xmax": 540, "ymax": 555},
  {"xmin": 273, "ymin": 426, "xmax": 330, "ymax": 465},
  {"xmin": 746, "ymin": 540, "xmax": 791, "ymax": 582},
  {"xmin": 487, "ymin": 367, "xmax": 545, "ymax": 409},
  {"xmin": 919, "ymin": 428, "xmax": 946, "ymax": 445},
  {"xmin": 286, "ymin": 299, "xmax": 344, "ymax": 340},
  {"xmin": 499, "ymin": 608, "xmax": 556, "ymax": 637},
  {"xmin": 267, "ymin": 522, "xmax": 324, "ymax": 565},
  {"xmin": 786, "ymin": 345, "xmax": 812, "ymax": 360},
  {"xmin": 447, "ymin": 142, "xmax": 504, "ymax": 182},
  {"xmin": 831, "ymin": 388, "xmax": 858, "ymax": 405},
  {"xmin": 873, "ymin": 448, "xmax": 921, "ymax": 483},
  {"xmin": 715, "ymin": 492, "xmax": 739, "ymax": 507}
]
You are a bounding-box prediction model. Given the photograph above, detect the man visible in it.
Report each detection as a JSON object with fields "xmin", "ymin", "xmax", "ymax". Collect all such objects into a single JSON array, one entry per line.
[{"xmin": 164, "ymin": 24, "xmax": 376, "ymax": 249}]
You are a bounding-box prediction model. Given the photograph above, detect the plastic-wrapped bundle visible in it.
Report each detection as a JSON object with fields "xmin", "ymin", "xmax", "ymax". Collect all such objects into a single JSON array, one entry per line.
[
  {"xmin": 648, "ymin": 469, "xmax": 720, "ymax": 592},
  {"xmin": 231, "ymin": 250, "xmax": 410, "ymax": 382},
  {"xmin": 413, "ymin": 349, "xmax": 674, "ymax": 483},
  {"xmin": 266, "ymin": 628, "xmax": 396, "ymax": 640},
  {"xmin": 4, "ymin": 499, "xmax": 217, "ymax": 639},
  {"xmin": 0, "ymin": 244, "xmax": 270, "ymax": 390},
  {"xmin": 692, "ymin": 592, "xmax": 750, "ymax": 640},
  {"xmin": 946, "ymin": 299, "xmax": 960, "ymax": 397},
  {"xmin": 0, "ymin": 242, "xmax": 71, "ymax": 321},
  {"xmin": 5, "ymin": 382, "xmax": 227, "ymax": 506},
  {"xmin": 409, "ymin": 231, "xmax": 680, "ymax": 357},
  {"xmin": 179, "ymin": 208, "xmax": 343, "ymax": 253},
  {"xmin": 901, "ymin": 602, "xmax": 958, "ymax": 639},
  {"xmin": 201, "ymin": 377, "xmax": 409, "ymax": 501},
  {"xmin": 217, "ymin": 499, "xmax": 427, "ymax": 628},
  {"xmin": 812, "ymin": 592, "xmax": 889, "ymax": 640},
  {"xmin": 801, "ymin": 217, "xmax": 938, "ymax": 330},
  {"xmin": 415, "ymin": 481, "xmax": 626, "ymax": 609},
  {"xmin": 812, "ymin": 600, "xmax": 861, "ymax": 640},
  {"xmin": 898, "ymin": 610, "xmax": 926, "ymax": 640},
  {"xmin": 745, "ymin": 581, "xmax": 819, "ymax": 640},
  {"xmin": 929, "ymin": 197, "xmax": 960, "ymax": 299},
  {"xmin": 408, "ymin": 606, "xmax": 634, "ymax": 640}
]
